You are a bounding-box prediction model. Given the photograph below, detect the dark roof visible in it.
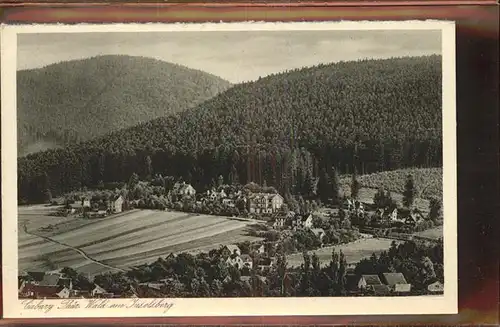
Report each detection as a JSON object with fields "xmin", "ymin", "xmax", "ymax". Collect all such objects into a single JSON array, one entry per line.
[
  {"xmin": 345, "ymin": 274, "xmax": 359, "ymax": 291},
  {"xmin": 372, "ymin": 284, "xmax": 391, "ymax": 295},
  {"xmin": 382, "ymin": 273, "xmax": 408, "ymax": 286},
  {"xmin": 26, "ymin": 271, "xmax": 45, "ymax": 282},
  {"xmin": 39, "ymin": 273, "xmax": 61, "ymax": 286},
  {"xmin": 258, "ymin": 257, "xmax": 272, "ymax": 266},
  {"xmin": 361, "ymin": 275, "xmax": 382, "ymax": 286},
  {"xmin": 300, "ymin": 213, "xmax": 312, "ymax": 222}
]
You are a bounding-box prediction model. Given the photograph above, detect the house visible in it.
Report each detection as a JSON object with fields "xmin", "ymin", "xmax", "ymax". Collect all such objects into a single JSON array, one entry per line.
[
  {"xmin": 343, "ymin": 198, "xmax": 357, "ymax": 211},
  {"xmin": 109, "ymin": 195, "xmax": 124, "ymax": 213},
  {"xmin": 226, "ymin": 254, "xmax": 244, "ymax": 269},
  {"xmin": 56, "ymin": 287, "xmax": 71, "ymax": 299},
  {"xmin": 427, "ymin": 281, "xmax": 444, "ymax": 294},
  {"xmin": 371, "ymin": 284, "xmax": 391, "ymax": 296},
  {"xmin": 82, "ymin": 197, "xmax": 91, "ymax": 208},
  {"xmin": 296, "ymin": 213, "xmax": 314, "ymax": 229},
  {"xmin": 253, "ymin": 243, "xmax": 266, "ymax": 254},
  {"xmin": 19, "ymin": 283, "xmax": 61, "ymax": 299},
  {"xmin": 272, "ymin": 216, "xmax": 286, "ymax": 229},
  {"xmin": 221, "ymin": 244, "xmax": 241, "ymax": 257},
  {"xmin": 19, "ymin": 273, "xmax": 73, "ymax": 299},
  {"xmin": 39, "ymin": 272, "xmax": 72, "ymax": 289},
  {"xmin": 247, "ymin": 192, "xmax": 284, "ymax": 214},
  {"xmin": 256, "ymin": 257, "xmax": 274, "ymax": 271},
  {"xmin": 405, "ymin": 209, "xmax": 425, "ymax": 226},
  {"xmin": 173, "ymin": 182, "xmax": 196, "ymax": 197},
  {"xmin": 358, "ymin": 275, "xmax": 383, "ymax": 290},
  {"xmin": 311, "ymin": 228, "xmax": 326, "ymax": 243},
  {"xmin": 222, "ymin": 198, "xmax": 235, "ymax": 207},
  {"xmin": 91, "ymin": 284, "xmax": 114, "ymax": 298},
  {"xmin": 381, "ymin": 273, "xmax": 412, "ymax": 293},
  {"xmin": 240, "ymin": 254, "xmax": 253, "ymax": 269}
]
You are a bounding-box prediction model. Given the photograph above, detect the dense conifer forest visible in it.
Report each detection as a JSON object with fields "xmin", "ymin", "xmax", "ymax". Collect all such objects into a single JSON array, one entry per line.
[
  {"xmin": 17, "ymin": 55, "xmax": 232, "ymax": 155},
  {"xmin": 18, "ymin": 55, "xmax": 443, "ymax": 203}
]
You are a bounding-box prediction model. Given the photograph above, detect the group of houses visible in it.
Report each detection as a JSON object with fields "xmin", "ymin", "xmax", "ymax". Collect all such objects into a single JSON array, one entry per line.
[
  {"xmin": 59, "ymin": 195, "xmax": 124, "ymax": 218},
  {"xmin": 18, "ymin": 271, "xmax": 116, "ymax": 299},
  {"xmin": 342, "ymin": 197, "xmax": 427, "ymax": 227},
  {"xmin": 346, "ymin": 272, "xmax": 444, "ymax": 295},
  {"xmin": 220, "ymin": 244, "xmax": 276, "ymax": 272},
  {"xmin": 171, "ymin": 181, "xmax": 286, "ymax": 216}
]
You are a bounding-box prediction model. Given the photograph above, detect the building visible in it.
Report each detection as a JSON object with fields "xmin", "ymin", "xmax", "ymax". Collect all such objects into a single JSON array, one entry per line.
[
  {"xmin": 91, "ymin": 284, "xmax": 114, "ymax": 298},
  {"xmin": 295, "ymin": 213, "xmax": 314, "ymax": 229},
  {"xmin": 381, "ymin": 273, "xmax": 412, "ymax": 293},
  {"xmin": 19, "ymin": 272, "xmax": 73, "ymax": 299},
  {"xmin": 173, "ymin": 182, "xmax": 196, "ymax": 197},
  {"xmin": 272, "ymin": 216, "xmax": 286, "ymax": 229},
  {"xmin": 222, "ymin": 198, "xmax": 235, "ymax": 207},
  {"xmin": 226, "ymin": 255, "xmax": 244, "ymax": 269},
  {"xmin": 247, "ymin": 192, "xmax": 284, "ymax": 214},
  {"xmin": 311, "ymin": 228, "xmax": 326, "ymax": 243},
  {"xmin": 240, "ymin": 254, "xmax": 253, "ymax": 269},
  {"xmin": 221, "ymin": 244, "xmax": 241, "ymax": 257},
  {"xmin": 427, "ymin": 281, "xmax": 444, "ymax": 294},
  {"xmin": 109, "ymin": 195, "xmax": 124, "ymax": 213},
  {"xmin": 358, "ymin": 275, "xmax": 383, "ymax": 290}
]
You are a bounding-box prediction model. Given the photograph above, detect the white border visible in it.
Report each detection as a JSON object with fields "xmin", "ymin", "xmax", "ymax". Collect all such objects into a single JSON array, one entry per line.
[{"xmin": 1, "ymin": 21, "xmax": 457, "ymax": 318}]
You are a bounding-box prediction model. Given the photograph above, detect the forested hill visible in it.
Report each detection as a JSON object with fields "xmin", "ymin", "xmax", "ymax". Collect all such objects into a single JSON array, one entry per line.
[
  {"xmin": 17, "ymin": 55, "xmax": 232, "ymax": 156},
  {"xmin": 19, "ymin": 55, "xmax": 443, "ymax": 202}
]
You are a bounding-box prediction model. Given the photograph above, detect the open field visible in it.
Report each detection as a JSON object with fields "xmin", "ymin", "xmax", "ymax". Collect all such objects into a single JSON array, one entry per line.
[
  {"xmin": 340, "ymin": 168, "xmax": 442, "ymax": 213},
  {"xmin": 413, "ymin": 225, "xmax": 443, "ymax": 240},
  {"xmin": 286, "ymin": 237, "xmax": 397, "ymax": 268},
  {"xmin": 18, "ymin": 207, "xmax": 263, "ymax": 276}
]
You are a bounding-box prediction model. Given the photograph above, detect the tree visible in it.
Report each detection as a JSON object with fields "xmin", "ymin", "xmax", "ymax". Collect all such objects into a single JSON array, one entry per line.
[
  {"xmin": 317, "ymin": 168, "xmax": 332, "ymax": 203},
  {"xmin": 128, "ymin": 172, "xmax": 139, "ymax": 190},
  {"xmin": 42, "ymin": 172, "xmax": 52, "ymax": 203},
  {"xmin": 302, "ymin": 171, "xmax": 316, "ymax": 198},
  {"xmin": 350, "ymin": 169, "xmax": 361, "ymax": 199},
  {"xmin": 330, "ymin": 166, "xmax": 341, "ymax": 205},
  {"xmin": 428, "ymin": 198, "xmax": 442, "ymax": 222},
  {"xmin": 145, "ymin": 155, "xmax": 153, "ymax": 180},
  {"xmin": 217, "ymin": 175, "xmax": 224, "ymax": 188},
  {"xmin": 402, "ymin": 174, "xmax": 416, "ymax": 208}
]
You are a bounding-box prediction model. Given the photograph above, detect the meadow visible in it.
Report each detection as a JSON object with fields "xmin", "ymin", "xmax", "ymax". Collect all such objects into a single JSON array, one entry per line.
[
  {"xmin": 286, "ymin": 237, "xmax": 396, "ymax": 268},
  {"xmin": 340, "ymin": 167, "xmax": 442, "ymax": 200},
  {"xmin": 18, "ymin": 206, "xmax": 263, "ymax": 276}
]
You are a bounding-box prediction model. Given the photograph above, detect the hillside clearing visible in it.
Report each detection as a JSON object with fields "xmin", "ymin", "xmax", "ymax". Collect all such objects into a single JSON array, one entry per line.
[
  {"xmin": 18, "ymin": 208, "xmax": 263, "ymax": 276},
  {"xmin": 286, "ymin": 237, "xmax": 396, "ymax": 268}
]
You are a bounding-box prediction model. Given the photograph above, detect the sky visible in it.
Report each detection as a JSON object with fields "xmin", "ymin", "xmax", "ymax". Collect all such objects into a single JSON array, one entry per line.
[{"xmin": 17, "ymin": 30, "xmax": 441, "ymax": 84}]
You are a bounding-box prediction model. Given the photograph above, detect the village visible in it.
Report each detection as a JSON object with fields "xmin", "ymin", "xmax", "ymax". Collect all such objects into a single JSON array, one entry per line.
[{"xmin": 19, "ymin": 172, "xmax": 444, "ymax": 300}]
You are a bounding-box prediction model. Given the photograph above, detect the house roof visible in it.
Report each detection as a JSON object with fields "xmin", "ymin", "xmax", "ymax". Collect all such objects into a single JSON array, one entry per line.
[
  {"xmin": 39, "ymin": 273, "xmax": 62, "ymax": 286},
  {"xmin": 299, "ymin": 213, "xmax": 313, "ymax": 222},
  {"xmin": 382, "ymin": 273, "xmax": 408, "ymax": 286},
  {"xmin": 427, "ymin": 281, "xmax": 444, "ymax": 292},
  {"xmin": 257, "ymin": 257, "xmax": 272, "ymax": 266},
  {"xmin": 224, "ymin": 244, "xmax": 241, "ymax": 254},
  {"xmin": 26, "ymin": 271, "xmax": 46, "ymax": 282},
  {"xmin": 22, "ymin": 283, "xmax": 62, "ymax": 297},
  {"xmin": 240, "ymin": 254, "xmax": 252, "ymax": 262},
  {"xmin": 93, "ymin": 284, "xmax": 108, "ymax": 294},
  {"xmin": 372, "ymin": 284, "xmax": 391, "ymax": 295},
  {"xmin": 361, "ymin": 275, "xmax": 382, "ymax": 286},
  {"xmin": 311, "ymin": 228, "xmax": 325, "ymax": 236}
]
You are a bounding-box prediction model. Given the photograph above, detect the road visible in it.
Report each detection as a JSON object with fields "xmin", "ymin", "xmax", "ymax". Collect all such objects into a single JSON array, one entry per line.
[{"xmin": 22, "ymin": 222, "xmax": 126, "ymax": 273}]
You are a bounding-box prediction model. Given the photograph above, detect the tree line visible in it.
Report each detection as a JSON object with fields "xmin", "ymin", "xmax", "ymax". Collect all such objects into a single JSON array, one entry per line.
[{"xmin": 18, "ymin": 55, "xmax": 442, "ymax": 203}]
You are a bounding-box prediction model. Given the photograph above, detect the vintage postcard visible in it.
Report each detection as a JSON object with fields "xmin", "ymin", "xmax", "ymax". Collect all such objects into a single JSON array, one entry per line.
[{"xmin": 1, "ymin": 21, "xmax": 457, "ymax": 318}]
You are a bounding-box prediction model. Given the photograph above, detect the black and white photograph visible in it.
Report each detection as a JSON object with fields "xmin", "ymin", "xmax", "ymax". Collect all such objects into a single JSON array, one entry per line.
[{"xmin": 1, "ymin": 22, "xmax": 457, "ymax": 318}]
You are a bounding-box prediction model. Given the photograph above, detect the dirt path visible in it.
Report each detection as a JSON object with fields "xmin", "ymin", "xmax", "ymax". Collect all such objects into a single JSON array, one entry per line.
[{"xmin": 22, "ymin": 222, "xmax": 126, "ymax": 273}]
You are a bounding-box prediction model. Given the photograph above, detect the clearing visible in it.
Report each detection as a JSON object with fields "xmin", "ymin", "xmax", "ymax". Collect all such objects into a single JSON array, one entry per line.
[
  {"xmin": 18, "ymin": 206, "xmax": 263, "ymax": 276},
  {"xmin": 286, "ymin": 237, "xmax": 397, "ymax": 268}
]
